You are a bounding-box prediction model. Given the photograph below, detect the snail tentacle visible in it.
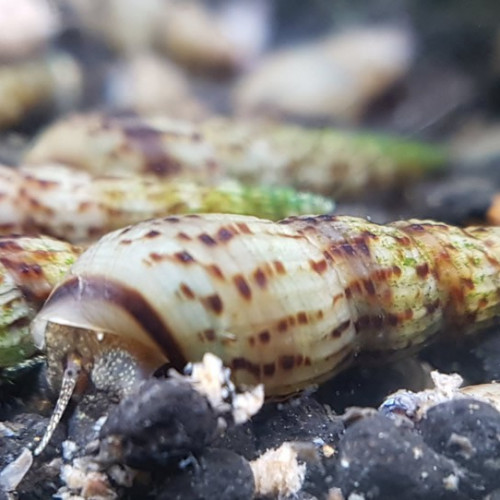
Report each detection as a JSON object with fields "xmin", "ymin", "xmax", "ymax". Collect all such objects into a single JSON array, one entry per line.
[{"xmin": 34, "ymin": 354, "xmax": 82, "ymax": 456}]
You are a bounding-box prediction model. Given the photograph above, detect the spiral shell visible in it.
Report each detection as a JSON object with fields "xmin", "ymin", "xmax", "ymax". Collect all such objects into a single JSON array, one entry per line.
[
  {"xmin": 33, "ymin": 214, "xmax": 500, "ymax": 396},
  {"xmin": 0, "ymin": 235, "xmax": 80, "ymax": 367},
  {"xmin": 0, "ymin": 164, "xmax": 334, "ymax": 243},
  {"xmin": 24, "ymin": 112, "xmax": 447, "ymax": 197}
]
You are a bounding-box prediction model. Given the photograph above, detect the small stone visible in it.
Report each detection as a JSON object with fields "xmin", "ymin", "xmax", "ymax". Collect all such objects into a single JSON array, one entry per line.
[
  {"xmin": 98, "ymin": 378, "xmax": 219, "ymax": 469},
  {"xmin": 61, "ymin": 440, "xmax": 78, "ymax": 461},
  {"xmin": 0, "ymin": 447, "xmax": 32, "ymax": 492},
  {"xmin": 418, "ymin": 398, "xmax": 500, "ymax": 494},
  {"xmin": 60, "ymin": 458, "xmax": 118, "ymax": 500},
  {"xmin": 334, "ymin": 414, "xmax": 469, "ymax": 499}
]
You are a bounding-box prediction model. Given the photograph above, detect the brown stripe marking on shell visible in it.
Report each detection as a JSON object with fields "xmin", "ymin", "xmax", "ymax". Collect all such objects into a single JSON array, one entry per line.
[
  {"xmin": 199, "ymin": 233, "xmax": 217, "ymax": 246},
  {"xmin": 310, "ymin": 258, "xmax": 328, "ymax": 275},
  {"xmin": 179, "ymin": 283, "xmax": 195, "ymax": 299},
  {"xmin": 273, "ymin": 260, "xmax": 286, "ymax": 275},
  {"xmin": 203, "ymin": 329, "xmax": 216, "ymax": 341},
  {"xmin": 0, "ymin": 239, "xmax": 23, "ymax": 251},
  {"xmin": 145, "ymin": 230, "xmax": 161, "ymax": 239},
  {"xmin": 263, "ymin": 362, "xmax": 276, "ymax": 376},
  {"xmin": 231, "ymin": 357, "xmax": 261, "ymax": 379},
  {"xmin": 233, "ymin": 274, "xmax": 252, "ymax": 299},
  {"xmin": 280, "ymin": 355, "xmax": 295, "ymax": 370},
  {"xmin": 331, "ymin": 319, "xmax": 351, "ymax": 338},
  {"xmin": 177, "ymin": 231, "xmax": 192, "ymax": 241},
  {"xmin": 202, "ymin": 293, "xmax": 224, "ymax": 314},
  {"xmin": 44, "ymin": 275, "xmax": 187, "ymax": 370},
  {"xmin": 297, "ymin": 311, "xmax": 308, "ymax": 324},
  {"xmin": 258, "ymin": 330, "xmax": 271, "ymax": 343},
  {"xmin": 216, "ymin": 227, "xmax": 234, "ymax": 242},
  {"xmin": 253, "ymin": 267, "xmax": 267, "ymax": 288},
  {"xmin": 206, "ymin": 263, "xmax": 225, "ymax": 280},
  {"xmin": 0, "ymin": 257, "xmax": 48, "ymax": 303},
  {"xmin": 174, "ymin": 251, "xmax": 195, "ymax": 263},
  {"xmin": 119, "ymin": 120, "xmax": 182, "ymax": 177},
  {"xmin": 236, "ymin": 222, "xmax": 252, "ymax": 234}
]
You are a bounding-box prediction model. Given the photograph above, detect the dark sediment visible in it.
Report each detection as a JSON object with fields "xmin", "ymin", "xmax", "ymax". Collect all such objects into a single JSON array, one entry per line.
[{"xmin": 154, "ymin": 448, "xmax": 255, "ymax": 500}]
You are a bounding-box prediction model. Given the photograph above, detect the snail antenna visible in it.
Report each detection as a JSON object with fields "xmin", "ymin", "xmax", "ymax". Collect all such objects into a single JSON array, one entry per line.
[{"xmin": 34, "ymin": 355, "xmax": 81, "ymax": 456}]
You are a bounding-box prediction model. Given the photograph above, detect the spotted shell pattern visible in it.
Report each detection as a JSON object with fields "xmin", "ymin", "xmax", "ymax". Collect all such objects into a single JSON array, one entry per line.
[
  {"xmin": 34, "ymin": 214, "xmax": 500, "ymax": 396},
  {"xmin": 0, "ymin": 164, "xmax": 333, "ymax": 243}
]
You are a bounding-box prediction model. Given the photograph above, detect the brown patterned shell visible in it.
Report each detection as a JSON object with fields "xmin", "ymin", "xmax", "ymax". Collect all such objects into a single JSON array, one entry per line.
[
  {"xmin": 24, "ymin": 113, "xmax": 222, "ymax": 181},
  {"xmin": 24, "ymin": 112, "xmax": 446, "ymax": 198},
  {"xmin": 0, "ymin": 235, "xmax": 81, "ymax": 367},
  {"xmin": 0, "ymin": 164, "xmax": 333, "ymax": 243},
  {"xmin": 33, "ymin": 214, "xmax": 500, "ymax": 396}
]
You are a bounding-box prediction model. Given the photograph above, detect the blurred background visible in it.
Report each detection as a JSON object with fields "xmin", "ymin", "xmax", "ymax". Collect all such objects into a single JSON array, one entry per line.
[
  {"xmin": 4, "ymin": 0, "xmax": 500, "ymax": 133},
  {"xmin": 2, "ymin": 0, "xmax": 500, "ymax": 223}
]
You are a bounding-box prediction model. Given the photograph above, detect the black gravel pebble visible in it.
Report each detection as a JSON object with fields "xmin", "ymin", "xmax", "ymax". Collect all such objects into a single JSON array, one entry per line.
[
  {"xmin": 418, "ymin": 399, "xmax": 500, "ymax": 495},
  {"xmin": 334, "ymin": 413, "xmax": 468, "ymax": 500},
  {"xmin": 154, "ymin": 448, "xmax": 255, "ymax": 500},
  {"xmin": 98, "ymin": 378, "xmax": 219, "ymax": 469}
]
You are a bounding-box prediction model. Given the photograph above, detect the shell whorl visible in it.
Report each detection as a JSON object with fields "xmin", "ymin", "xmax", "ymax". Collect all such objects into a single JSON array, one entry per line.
[
  {"xmin": 34, "ymin": 214, "xmax": 500, "ymax": 396},
  {"xmin": 24, "ymin": 112, "xmax": 446, "ymax": 198},
  {"xmin": 0, "ymin": 164, "xmax": 334, "ymax": 243}
]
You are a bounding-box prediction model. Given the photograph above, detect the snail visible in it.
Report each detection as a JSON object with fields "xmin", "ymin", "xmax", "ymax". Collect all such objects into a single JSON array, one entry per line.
[
  {"xmin": 0, "ymin": 234, "xmax": 80, "ymax": 368},
  {"xmin": 0, "ymin": 164, "xmax": 334, "ymax": 243},
  {"xmin": 64, "ymin": 0, "xmax": 257, "ymax": 73},
  {"xmin": 0, "ymin": 52, "xmax": 81, "ymax": 130},
  {"xmin": 233, "ymin": 26, "xmax": 413, "ymax": 122},
  {"xmin": 31, "ymin": 213, "xmax": 500, "ymax": 453},
  {"xmin": 24, "ymin": 112, "xmax": 447, "ymax": 197}
]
